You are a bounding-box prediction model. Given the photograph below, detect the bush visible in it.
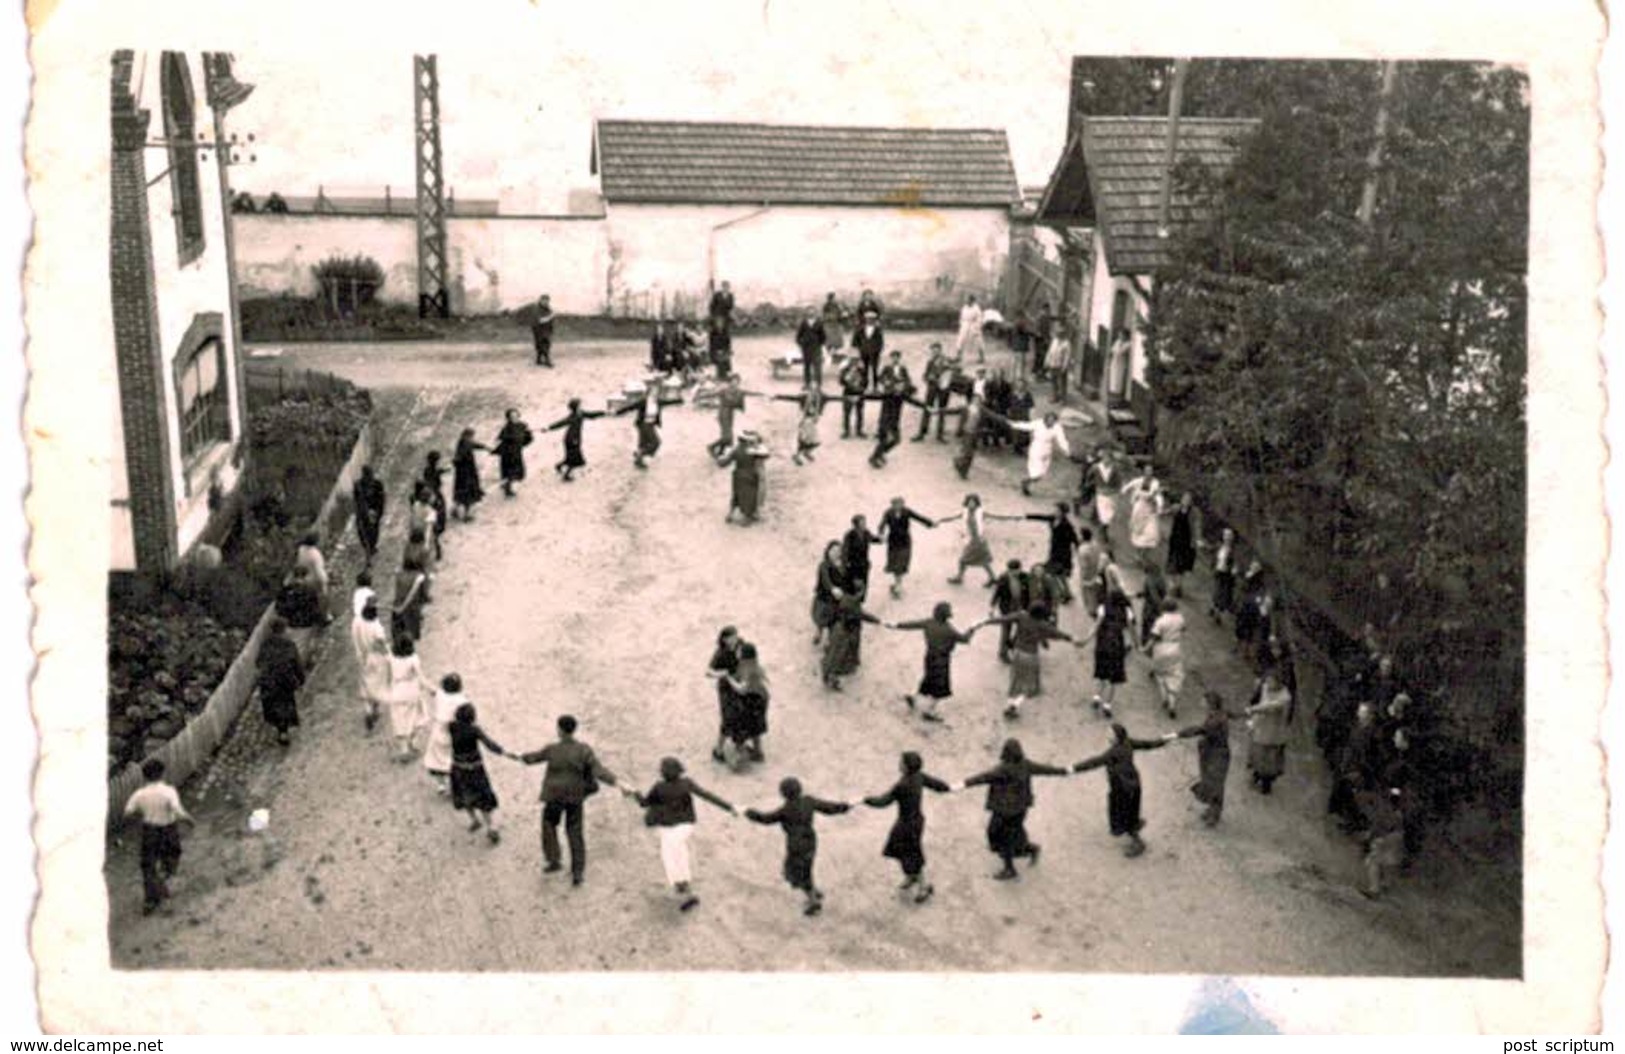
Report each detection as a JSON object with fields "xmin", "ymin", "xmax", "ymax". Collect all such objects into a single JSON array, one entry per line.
[
  {"xmin": 312, "ymin": 254, "xmax": 385, "ymax": 318},
  {"xmin": 107, "ymin": 607, "xmax": 246, "ymax": 773}
]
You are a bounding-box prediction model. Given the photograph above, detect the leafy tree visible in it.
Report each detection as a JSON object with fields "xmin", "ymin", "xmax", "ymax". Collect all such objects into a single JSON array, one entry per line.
[{"xmin": 1148, "ymin": 61, "xmax": 1528, "ymax": 770}]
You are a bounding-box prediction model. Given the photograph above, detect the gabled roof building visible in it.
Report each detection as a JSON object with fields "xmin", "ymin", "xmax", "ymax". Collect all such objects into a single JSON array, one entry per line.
[{"xmin": 591, "ymin": 119, "xmax": 1022, "ymax": 316}]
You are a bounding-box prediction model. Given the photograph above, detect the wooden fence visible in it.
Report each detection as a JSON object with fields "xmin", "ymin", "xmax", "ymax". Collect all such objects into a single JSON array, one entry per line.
[
  {"xmin": 1003, "ymin": 238, "xmax": 1064, "ymax": 320},
  {"xmin": 244, "ymin": 360, "xmax": 354, "ymax": 401},
  {"xmin": 106, "ymin": 415, "xmax": 375, "ymax": 826}
]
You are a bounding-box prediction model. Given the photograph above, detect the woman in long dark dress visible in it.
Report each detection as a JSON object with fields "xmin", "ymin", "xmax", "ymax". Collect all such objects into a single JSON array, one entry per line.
[
  {"xmin": 962, "ymin": 738, "xmax": 1070, "ymax": 880},
  {"xmin": 744, "ymin": 777, "xmax": 852, "ymax": 916},
  {"xmin": 1073, "ymin": 722, "xmax": 1172, "ymax": 857},
  {"xmin": 890, "ymin": 601, "xmax": 981, "ymax": 724},
  {"xmin": 862, "ymin": 751, "xmax": 951, "ymax": 903},
  {"xmin": 451, "ymin": 428, "xmax": 489, "ymax": 521},
  {"xmin": 1025, "ymin": 503, "xmax": 1081, "ymax": 604},
  {"xmin": 1172, "ymin": 691, "xmax": 1235, "ymax": 826},
  {"xmin": 729, "ymin": 642, "xmax": 770, "ymax": 763},
  {"xmin": 256, "ymin": 617, "xmax": 305, "ymax": 746},
  {"xmin": 1077, "ymin": 588, "xmax": 1136, "ymax": 719},
  {"xmin": 809, "ymin": 542, "xmax": 846, "ymax": 647},
  {"xmin": 877, "ymin": 497, "xmax": 935, "ymax": 598},
  {"xmin": 545, "ymin": 398, "xmax": 605, "ymax": 482},
  {"xmin": 447, "ymin": 698, "xmax": 505, "ymax": 844},
  {"xmin": 821, "ymin": 592, "xmax": 881, "ymax": 692},
  {"xmin": 1166, "ymin": 493, "xmax": 1198, "ymax": 597},
  {"xmin": 492, "ymin": 409, "xmax": 534, "ymax": 497},
  {"xmin": 705, "ymin": 627, "xmax": 745, "ymax": 765},
  {"xmin": 718, "ymin": 432, "xmax": 771, "ymax": 524}
]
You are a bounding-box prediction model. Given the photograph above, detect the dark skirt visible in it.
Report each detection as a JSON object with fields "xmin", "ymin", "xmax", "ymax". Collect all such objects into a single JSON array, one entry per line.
[
  {"xmin": 733, "ymin": 474, "xmax": 763, "ymax": 518},
  {"xmin": 986, "ymin": 810, "xmax": 1032, "ymax": 859},
  {"xmin": 451, "ymin": 762, "xmax": 499, "ymax": 812},
  {"xmin": 637, "ymin": 422, "xmax": 662, "ymax": 457},
  {"xmin": 260, "ymin": 687, "xmax": 300, "ymax": 732},
  {"xmin": 719, "ymin": 691, "xmax": 749, "ymax": 742},
  {"xmin": 885, "ymin": 541, "xmax": 912, "ymax": 576},
  {"xmin": 1212, "ymin": 571, "xmax": 1236, "ymax": 613},
  {"xmin": 1107, "ymin": 781, "xmax": 1144, "ymax": 836},
  {"xmin": 783, "ymin": 841, "xmax": 816, "ymax": 890},
  {"xmin": 811, "ymin": 593, "xmax": 836, "ymax": 630},
  {"xmin": 454, "ymin": 463, "xmax": 483, "ymax": 507},
  {"xmin": 499, "ymin": 450, "xmax": 526, "ymax": 483},
  {"xmin": 1168, "ymin": 516, "xmax": 1196, "ymax": 575},
  {"xmin": 1248, "ymin": 742, "xmax": 1286, "ymax": 779},
  {"xmin": 823, "ymin": 621, "xmax": 862, "ymax": 678},
  {"xmin": 1094, "ymin": 641, "xmax": 1127, "ymax": 684},
  {"xmin": 739, "ymin": 692, "xmax": 769, "ymax": 739},
  {"xmin": 1192, "ymin": 743, "xmax": 1231, "ymax": 805},
  {"xmin": 918, "ymin": 656, "xmax": 952, "ymax": 699},
  {"xmin": 562, "ymin": 438, "xmax": 586, "ymax": 469},
  {"xmin": 392, "ymin": 606, "xmax": 422, "ymax": 644},
  {"xmin": 882, "ymin": 817, "xmax": 926, "ymax": 874}
]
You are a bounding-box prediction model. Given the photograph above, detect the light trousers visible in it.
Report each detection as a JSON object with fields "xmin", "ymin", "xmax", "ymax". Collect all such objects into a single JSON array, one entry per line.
[{"xmin": 659, "ymin": 823, "xmax": 695, "ymax": 886}]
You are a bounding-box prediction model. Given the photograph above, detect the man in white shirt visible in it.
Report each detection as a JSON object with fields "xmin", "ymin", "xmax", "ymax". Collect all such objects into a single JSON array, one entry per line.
[{"xmin": 123, "ymin": 758, "xmax": 195, "ymax": 914}]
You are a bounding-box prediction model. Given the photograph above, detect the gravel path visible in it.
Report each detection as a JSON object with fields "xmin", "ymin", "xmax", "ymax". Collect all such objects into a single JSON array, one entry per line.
[{"xmin": 105, "ymin": 332, "xmax": 1519, "ymax": 976}]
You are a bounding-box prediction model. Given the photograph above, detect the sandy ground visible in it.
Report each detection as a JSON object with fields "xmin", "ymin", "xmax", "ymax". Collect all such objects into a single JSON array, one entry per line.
[{"xmin": 105, "ymin": 331, "xmax": 1519, "ymax": 976}]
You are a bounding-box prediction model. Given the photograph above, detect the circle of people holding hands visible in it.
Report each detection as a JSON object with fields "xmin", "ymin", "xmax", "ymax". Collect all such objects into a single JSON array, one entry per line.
[{"xmin": 129, "ymin": 285, "xmax": 1417, "ymax": 924}]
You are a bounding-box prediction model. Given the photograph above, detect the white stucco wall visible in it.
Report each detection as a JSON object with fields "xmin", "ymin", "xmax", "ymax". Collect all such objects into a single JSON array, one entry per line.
[
  {"xmin": 233, "ymin": 203, "xmax": 1010, "ymax": 319},
  {"xmin": 606, "ymin": 203, "xmax": 1010, "ymax": 316},
  {"xmin": 109, "ymin": 52, "xmax": 247, "ymax": 572},
  {"xmin": 1085, "ymin": 228, "xmax": 1152, "ymax": 398},
  {"xmin": 233, "ymin": 214, "xmax": 608, "ymax": 314}
]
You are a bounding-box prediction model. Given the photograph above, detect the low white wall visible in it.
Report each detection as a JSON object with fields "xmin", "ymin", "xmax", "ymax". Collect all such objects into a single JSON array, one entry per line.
[
  {"xmin": 233, "ymin": 204, "xmax": 1011, "ymax": 318},
  {"xmin": 232, "ymin": 213, "xmax": 608, "ymax": 315}
]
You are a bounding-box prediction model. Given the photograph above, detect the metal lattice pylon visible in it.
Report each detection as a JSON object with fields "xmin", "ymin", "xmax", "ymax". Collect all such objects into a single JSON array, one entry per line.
[{"xmin": 413, "ymin": 54, "xmax": 449, "ymax": 319}]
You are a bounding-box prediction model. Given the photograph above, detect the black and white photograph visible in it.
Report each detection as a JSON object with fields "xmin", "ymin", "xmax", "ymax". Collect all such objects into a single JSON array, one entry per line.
[{"xmin": 15, "ymin": 0, "xmax": 1609, "ymax": 1035}]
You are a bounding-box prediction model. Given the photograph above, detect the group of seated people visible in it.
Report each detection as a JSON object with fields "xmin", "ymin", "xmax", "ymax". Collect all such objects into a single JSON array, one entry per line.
[{"xmin": 649, "ymin": 317, "xmax": 733, "ymax": 380}]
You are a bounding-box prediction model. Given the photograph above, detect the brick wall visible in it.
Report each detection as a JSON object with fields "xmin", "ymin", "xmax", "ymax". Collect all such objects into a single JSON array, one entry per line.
[{"xmin": 110, "ymin": 50, "xmax": 179, "ymax": 573}]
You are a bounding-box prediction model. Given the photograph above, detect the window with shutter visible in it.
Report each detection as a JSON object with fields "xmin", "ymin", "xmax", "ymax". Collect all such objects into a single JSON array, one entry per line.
[
  {"xmin": 177, "ymin": 336, "xmax": 228, "ymax": 463},
  {"xmin": 161, "ymin": 52, "xmax": 206, "ymax": 267}
]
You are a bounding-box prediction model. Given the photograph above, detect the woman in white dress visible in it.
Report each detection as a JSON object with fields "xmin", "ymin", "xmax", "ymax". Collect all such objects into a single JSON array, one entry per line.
[
  {"xmin": 421, "ymin": 670, "xmax": 462, "ymax": 790},
  {"xmin": 1001, "ymin": 411, "xmax": 1073, "ymax": 496},
  {"xmin": 349, "ymin": 598, "xmax": 391, "ymax": 735},
  {"xmin": 1122, "ymin": 468, "xmax": 1166, "ymax": 568},
  {"xmin": 383, "ymin": 635, "xmax": 428, "ymax": 764},
  {"xmin": 1145, "ymin": 599, "xmax": 1187, "ymax": 718},
  {"xmin": 955, "ymin": 294, "xmax": 985, "ymax": 363}
]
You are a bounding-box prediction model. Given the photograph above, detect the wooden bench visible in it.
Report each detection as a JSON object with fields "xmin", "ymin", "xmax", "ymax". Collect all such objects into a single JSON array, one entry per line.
[{"xmin": 1107, "ymin": 406, "xmax": 1153, "ymax": 457}]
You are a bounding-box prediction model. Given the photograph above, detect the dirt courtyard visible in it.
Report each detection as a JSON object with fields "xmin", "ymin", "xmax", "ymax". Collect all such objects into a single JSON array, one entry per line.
[{"xmin": 105, "ymin": 330, "xmax": 1519, "ymax": 977}]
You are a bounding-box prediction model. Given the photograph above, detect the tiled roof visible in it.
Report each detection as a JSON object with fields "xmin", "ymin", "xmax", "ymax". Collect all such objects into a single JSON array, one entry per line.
[
  {"xmin": 593, "ymin": 119, "xmax": 1020, "ymax": 208},
  {"xmin": 1038, "ymin": 116, "xmax": 1258, "ymax": 275}
]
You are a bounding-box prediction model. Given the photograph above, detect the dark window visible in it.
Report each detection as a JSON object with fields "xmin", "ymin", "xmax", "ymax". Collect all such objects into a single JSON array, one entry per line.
[
  {"xmin": 161, "ymin": 52, "xmax": 205, "ymax": 266},
  {"xmin": 1111, "ymin": 288, "xmax": 1129, "ymax": 339},
  {"xmin": 177, "ymin": 336, "xmax": 228, "ymax": 462}
]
